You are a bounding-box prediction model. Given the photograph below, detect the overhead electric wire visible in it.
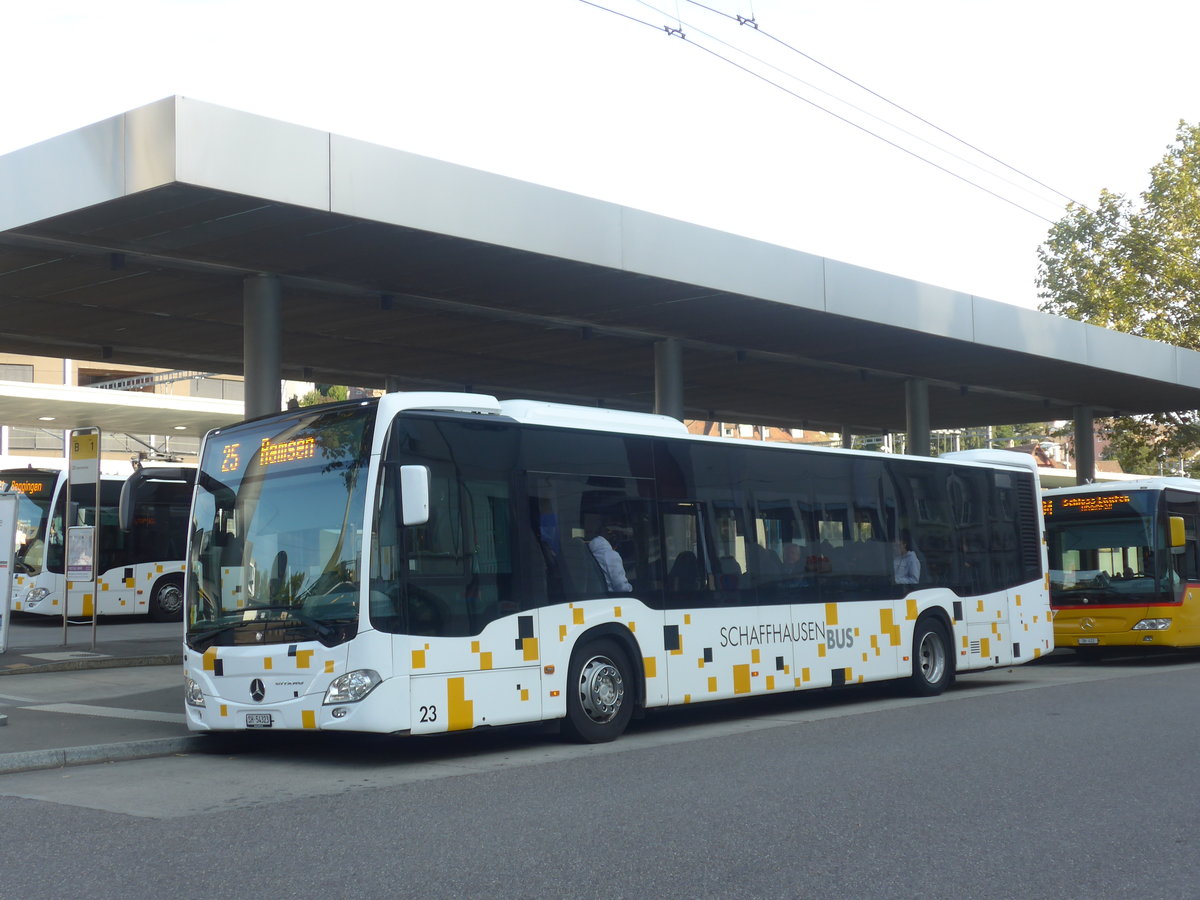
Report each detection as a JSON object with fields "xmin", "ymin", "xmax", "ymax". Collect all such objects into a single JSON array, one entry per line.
[
  {"xmin": 582, "ymin": 0, "xmax": 1059, "ymax": 224},
  {"xmin": 681, "ymin": 0, "xmax": 1088, "ymax": 211},
  {"xmin": 631, "ymin": 0, "xmax": 1068, "ymax": 215},
  {"xmin": 681, "ymin": 4, "xmax": 1198, "ymax": 310}
]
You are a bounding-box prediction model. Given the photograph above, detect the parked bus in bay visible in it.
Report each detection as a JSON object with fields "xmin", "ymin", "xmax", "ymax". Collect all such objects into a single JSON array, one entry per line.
[
  {"xmin": 1, "ymin": 457, "xmax": 195, "ymax": 621},
  {"xmin": 1045, "ymin": 478, "xmax": 1200, "ymax": 653},
  {"xmin": 183, "ymin": 393, "xmax": 1052, "ymax": 742}
]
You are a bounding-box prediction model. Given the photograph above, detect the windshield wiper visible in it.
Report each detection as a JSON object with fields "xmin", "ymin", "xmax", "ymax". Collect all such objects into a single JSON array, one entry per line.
[
  {"xmin": 238, "ymin": 604, "xmax": 358, "ymax": 648},
  {"xmin": 245, "ymin": 604, "xmax": 336, "ymax": 637},
  {"xmin": 187, "ymin": 622, "xmax": 243, "ymax": 652}
]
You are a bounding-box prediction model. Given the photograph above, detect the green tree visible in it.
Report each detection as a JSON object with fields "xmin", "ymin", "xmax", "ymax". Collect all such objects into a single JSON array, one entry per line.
[
  {"xmin": 299, "ymin": 384, "xmax": 349, "ymax": 407},
  {"xmin": 1038, "ymin": 120, "xmax": 1200, "ymax": 476},
  {"xmin": 959, "ymin": 423, "xmax": 1049, "ymax": 450}
]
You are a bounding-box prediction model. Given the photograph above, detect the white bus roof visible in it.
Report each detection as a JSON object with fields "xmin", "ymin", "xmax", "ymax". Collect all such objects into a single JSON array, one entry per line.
[{"xmin": 1045, "ymin": 476, "xmax": 1200, "ymax": 495}]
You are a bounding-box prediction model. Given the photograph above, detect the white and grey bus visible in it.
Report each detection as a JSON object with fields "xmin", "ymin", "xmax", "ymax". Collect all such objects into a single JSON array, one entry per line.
[
  {"xmin": 2, "ymin": 458, "xmax": 195, "ymax": 621},
  {"xmin": 183, "ymin": 393, "xmax": 1052, "ymax": 742}
]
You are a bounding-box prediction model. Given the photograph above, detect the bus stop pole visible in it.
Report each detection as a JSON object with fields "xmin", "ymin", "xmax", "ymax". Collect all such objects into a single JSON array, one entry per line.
[
  {"xmin": 67, "ymin": 427, "xmax": 101, "ymax": 649},
  {"xmin": 0, "ymin": 492, "xmax": 18, "ymax": 657},
  {"xmin": 62, "ymin": 464, "xmax": 70, "ymax": 648}
]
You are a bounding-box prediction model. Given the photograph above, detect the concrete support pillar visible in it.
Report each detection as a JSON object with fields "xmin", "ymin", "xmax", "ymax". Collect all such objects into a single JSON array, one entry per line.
[
  {"xmin": 1074, "ymin": 406, "xmax": 1096, "ymax": 484},
  {"xmin": 384, "ymin": 376, "xmax": 403, "ymax": 394},
  {"xmin": 243, "ymin": 274, "xmax": 283, "ymax": 420},
  {"xmin": 654, "ymin": 338, "xmax": 684, "ymax": 420},
  {"xmin": 905, "ymin": 378, "xmax": 931, "ymax": 457}
]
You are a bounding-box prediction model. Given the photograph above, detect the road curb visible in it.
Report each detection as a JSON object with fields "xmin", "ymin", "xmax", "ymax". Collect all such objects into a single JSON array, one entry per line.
[
  {"xmin": 0, "ymin": 734, "xmax": 211, "ymax": 775},
  {"xmin": 0, "ymin": 653, "xmax": 183, "ymax": 676}
]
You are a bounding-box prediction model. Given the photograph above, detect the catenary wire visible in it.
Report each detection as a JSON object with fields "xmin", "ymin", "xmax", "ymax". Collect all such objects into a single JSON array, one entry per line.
[
  {"xmin": 580, "ymin": 0, "xmax": 1058, "ymax": 224},
  {"xmin": 681, "ymin": 0, "xmax": 1087, "ymax": 210},
  {"xmin": 632, "ymin": 0, "xmax": 1069, "ymax": 213}
]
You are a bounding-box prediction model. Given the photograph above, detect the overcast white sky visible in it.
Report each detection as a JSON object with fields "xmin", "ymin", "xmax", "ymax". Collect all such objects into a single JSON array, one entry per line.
[{"xmin": 2, "ymin": 0, "xmax": 1198, "ymax": 311}]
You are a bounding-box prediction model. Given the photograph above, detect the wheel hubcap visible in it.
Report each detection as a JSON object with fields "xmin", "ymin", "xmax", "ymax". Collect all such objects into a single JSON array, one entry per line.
[
  {"xmin": 577, "ymin": 655, "xmax": 624, "ymax": 724},
  {"xmin": 919, "ymin": 632, "xmax": 945, "ymax": 683},
  {"xmin": 158, "ymin": 585, "xmax": 183, "ymax": 614}
]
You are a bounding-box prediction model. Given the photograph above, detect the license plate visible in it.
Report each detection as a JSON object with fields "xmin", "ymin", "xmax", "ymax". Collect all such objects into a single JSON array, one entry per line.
[
  {"xmin": 1077, "ymin": 638, "xmax": 1100, "ymax": 645},
  {"xmin": 244, "ymin": 712, "xmax": 274, "ymax": 728}
]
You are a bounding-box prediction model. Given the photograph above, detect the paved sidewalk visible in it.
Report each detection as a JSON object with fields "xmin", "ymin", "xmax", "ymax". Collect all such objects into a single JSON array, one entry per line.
[
  {"xmin": 1, "ymin": 634, "xmax": 182, "ymax": 676},
  {"xmin": 0, "ymin": 625, "xmax": 200, "ymax": 775}
]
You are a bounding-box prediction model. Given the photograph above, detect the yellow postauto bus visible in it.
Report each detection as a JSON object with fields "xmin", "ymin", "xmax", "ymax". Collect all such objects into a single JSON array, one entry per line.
[{"xmin": 1044, "ymin": 478, "xmax": 1200, "ymax": 652}]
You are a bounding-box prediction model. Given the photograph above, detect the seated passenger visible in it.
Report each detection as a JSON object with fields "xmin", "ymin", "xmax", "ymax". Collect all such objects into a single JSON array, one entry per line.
[
  {"xmin": 587, "ymin": 520, "xmax": 632, "ymax": 592},
  {"xmin": 781, "ymin": 543, "xmax": 804, "ymax": 574},
  {"xmin": 893, "ymin": 530, "xmax": 920, "ymax": 585}
]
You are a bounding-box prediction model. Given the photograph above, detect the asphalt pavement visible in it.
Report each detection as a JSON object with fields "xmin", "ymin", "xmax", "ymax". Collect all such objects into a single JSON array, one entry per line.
[{"xmin": 0, "ymin": 614, "xmax": 198, "ymax": 774}]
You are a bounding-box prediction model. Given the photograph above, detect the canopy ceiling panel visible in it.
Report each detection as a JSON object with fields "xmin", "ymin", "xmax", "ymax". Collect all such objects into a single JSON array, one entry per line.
[{"xmin": 1, "ymin": 96, "xmax": 1198, "ymax": 434}]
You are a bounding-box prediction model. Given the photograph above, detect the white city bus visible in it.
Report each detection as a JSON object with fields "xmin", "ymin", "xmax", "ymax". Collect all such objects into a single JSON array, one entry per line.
[
  {"xmin": 183, "ymin": 393, "xmax": 1052, "ymax": 742},
  {"xmin": 1, "ymin": 458, "xmax": 195, "ymax": 621}
]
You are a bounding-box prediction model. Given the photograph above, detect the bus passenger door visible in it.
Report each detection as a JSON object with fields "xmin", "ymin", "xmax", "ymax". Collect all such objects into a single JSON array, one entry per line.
[{"xmin": 661, "ymin": 500, "xmax": 776, "ymax": 705}]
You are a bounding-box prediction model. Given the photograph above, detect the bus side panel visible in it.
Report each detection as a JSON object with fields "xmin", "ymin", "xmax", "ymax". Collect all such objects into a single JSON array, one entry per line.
[
  {"xmin": 665, "ymin": 606, "xmax": 802, "ymax": 705},
  {"xmin": 536, "ymin": 598, "xmax": 664, "ymax": 719},
  {"xmin": 949, "ymin": 584, "xmax": 1005, "ymax": 671},
  {"xmin": 405, "ymin": 610, "xmax": 545, "ymax": 735},
  {"xmin": 1010, "ymin": 581, "xmax": 1054, "ymax": 661},
  {"xmin": 94, "ymin": 565, "xmax": 140, "ymax": 615},
  {"xmin": 409, "ymin": 666, "xmax": 541, "ymax": 734},
  {"xmin": 1163, "ymin": 583, "xmax": 1200, "ymax": 646},
  {"xmin": 814, "ymin": 599, "xmax": 903, "ymax": 688}
]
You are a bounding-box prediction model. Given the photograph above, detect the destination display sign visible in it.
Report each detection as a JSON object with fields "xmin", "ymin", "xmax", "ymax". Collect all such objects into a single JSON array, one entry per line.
[
  {"xmin": 1044, "ymin": 494, "xmax": 1132, "ymax": 516},
  {"xmin": 0, "ymin": 476, "xmax": 55, "ymax": 498},
  {"xmin": 219, "ymin": 435, "xmax": 317, "ymax": 474}
]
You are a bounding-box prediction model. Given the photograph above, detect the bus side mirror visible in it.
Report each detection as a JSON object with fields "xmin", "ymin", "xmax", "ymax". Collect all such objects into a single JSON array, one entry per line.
[
  {"xmin": 1170, "ymin": 515, "xmax": 1186, "ymax": 550},
  {"xmin": 400, "ymin": 465, "xmax": 430, "ymax": 526}
]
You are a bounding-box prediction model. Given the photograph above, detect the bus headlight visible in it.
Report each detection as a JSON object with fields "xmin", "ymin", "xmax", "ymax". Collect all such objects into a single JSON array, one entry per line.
[
  {"xmin": 1132, "ymin": 618, "xmax": 1172, "ymax": 630},
  {"xmin": 323, "ymin": 669, "xmax": 382, "ymax": 704},
  {"xmin": 184, "ymin": 677, "xmax": 206, "ymax": 707},
  {"xmin": 23, "ymin": 586, "xmax": 50, "ymax": 606}
]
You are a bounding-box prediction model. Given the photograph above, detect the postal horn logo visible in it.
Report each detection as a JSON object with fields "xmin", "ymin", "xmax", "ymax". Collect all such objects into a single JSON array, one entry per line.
[{"xmin": 250, "ymin": 678, "xmax": 266, "ymax": 703}]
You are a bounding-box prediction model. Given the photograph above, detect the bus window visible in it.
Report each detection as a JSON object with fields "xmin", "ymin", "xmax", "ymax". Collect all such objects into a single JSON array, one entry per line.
[{"xmin": 527, "ymin": 473, "xmax": 659, "ymax": 604}]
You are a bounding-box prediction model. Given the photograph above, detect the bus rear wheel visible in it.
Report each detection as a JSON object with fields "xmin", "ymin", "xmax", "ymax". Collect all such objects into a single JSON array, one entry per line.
[
  {"xmin": 908, "ymin": 617, "xmax": 953, "ymax": 696},
  {"xmin": 149, "ymin": 576, "xmax": 184, "ymax": 622},
  {"xmin": 562, "ymin": 638, "xmax": 634, "ymax": 743}
]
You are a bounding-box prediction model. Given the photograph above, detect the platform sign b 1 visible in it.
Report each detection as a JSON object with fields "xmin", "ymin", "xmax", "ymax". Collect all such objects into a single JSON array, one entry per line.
[{"xmin": 69, "ymin": 427, "xmax": 100, "ymax": 486}]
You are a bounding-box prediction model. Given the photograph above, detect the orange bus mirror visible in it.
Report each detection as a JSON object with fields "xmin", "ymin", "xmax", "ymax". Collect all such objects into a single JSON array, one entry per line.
[{"xmin": 1169, "ymin": 515, "xmax": 1186, "ymax": 549}]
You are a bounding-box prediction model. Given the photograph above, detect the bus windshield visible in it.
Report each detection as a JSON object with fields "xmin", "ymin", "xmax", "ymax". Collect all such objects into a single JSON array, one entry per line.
[
  {"xmin": 0, "ymin": 469, "xmax": 60, "ymax": 575},
  {"xmin": 1045, "ymin": 491, "xmax": 1179, "ymax": 605},
  {"xmin": 186, "ymin": 404, "xmax": 375, "ymax": 651}
]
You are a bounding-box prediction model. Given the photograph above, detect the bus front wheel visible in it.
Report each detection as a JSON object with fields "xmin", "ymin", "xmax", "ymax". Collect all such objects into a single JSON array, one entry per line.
[
  {"xmin": 149, "ymin": 576, "xmax": 184, "ymax": 622},
  {"xmin": 562, "ymin": 638, "xmax": 634, "ymax": 743},
  {"xmin": 908, "ymin": 617, "xmax": 953, "ymax": 696}
]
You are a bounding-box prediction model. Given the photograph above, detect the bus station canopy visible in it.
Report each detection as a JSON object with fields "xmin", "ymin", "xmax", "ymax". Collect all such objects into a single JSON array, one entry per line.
[
  {"xmin": 2, "ymin": 96, "xmax": 1199, "ymax": 435},
  {"xmin": 0, "ymin": 380, "xmax": 242, "ymax": 436}
]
